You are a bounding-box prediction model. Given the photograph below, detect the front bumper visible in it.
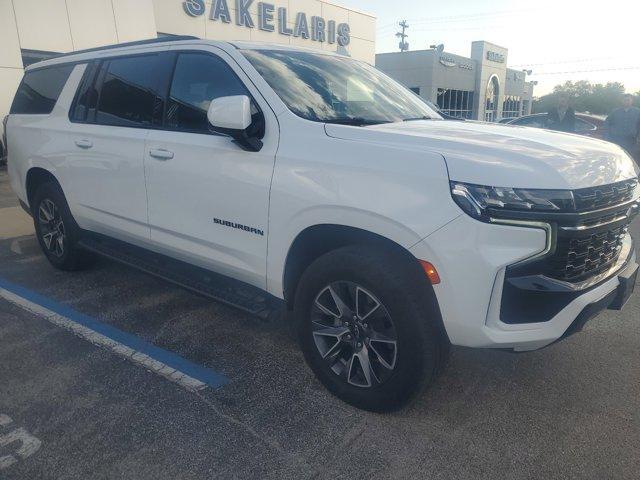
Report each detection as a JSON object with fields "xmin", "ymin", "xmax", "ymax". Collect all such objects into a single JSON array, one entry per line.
[{"xmin": 410, "ymin": 214, "xmax": 637, "ymax": 351}]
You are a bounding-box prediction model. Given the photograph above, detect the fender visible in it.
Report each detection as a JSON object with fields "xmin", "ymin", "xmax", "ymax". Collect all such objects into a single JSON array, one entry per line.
[{"xmin": 266, "ymin": 205, "xmax": 457, "ymax": 298}]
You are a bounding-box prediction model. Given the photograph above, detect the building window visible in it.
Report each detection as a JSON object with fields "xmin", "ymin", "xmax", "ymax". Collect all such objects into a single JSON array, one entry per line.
[
  {"xmin": 502, "ymin": 96, "xmax": 522, "ymax": 119},
  {"xmin": 436, "ymin": 88, "xmax": 475, "ymax": 119},
  {"xmin": 409, "ymin": 87, "xmax": 420, "ymax": 95}
]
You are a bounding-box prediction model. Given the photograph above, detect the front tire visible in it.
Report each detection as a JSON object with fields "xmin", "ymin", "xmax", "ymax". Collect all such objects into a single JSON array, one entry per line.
[
  {"xmin": 32, "ymin": 182, "xmax": 93, "ymax": 271},
  {"xmin": 294, "ymin": 245, "xmax": 447, "ymax": 412}
]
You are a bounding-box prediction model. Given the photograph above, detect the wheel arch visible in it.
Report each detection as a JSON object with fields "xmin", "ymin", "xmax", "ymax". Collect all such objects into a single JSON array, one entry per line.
[
  {"xmin": 25, "ymin": 167, "xmax": 61, "ymax": 211},
  {"xmin": 284, "ymin": 225, "xmax": 398, "ymax": 306},
  {"xmin": 282, "ymin": 223, "xmax": 450, "ymax": 344}
]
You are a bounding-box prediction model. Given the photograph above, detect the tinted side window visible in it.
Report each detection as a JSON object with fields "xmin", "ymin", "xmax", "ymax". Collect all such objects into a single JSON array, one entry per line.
[
  {"xmin": 10, "ymin": 64, "xmax": 75, "ymax": 115},
  {"xmin": 167, "ymin": 53, "xmax": 250, "ymax": 134},
  {"xmin": 96, "ymin": 55, "xmax": 163, "ymax": 128}
]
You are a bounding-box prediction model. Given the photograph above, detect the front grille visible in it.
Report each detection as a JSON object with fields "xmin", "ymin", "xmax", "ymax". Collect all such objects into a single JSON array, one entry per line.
[
  {"xmin": 501, "ymin": 178, "xmax": 638, "ymax": 324},
  {"xmin": 550, "ymin": 223, "xmax": 629, "ymax": 282},
  {"xmin": 573, "ymin": 179, "xmax": 638, "ymax": 212},
  {"xmin": 542, "ymin": 179, "xmax": 639, "ymax": 283}
]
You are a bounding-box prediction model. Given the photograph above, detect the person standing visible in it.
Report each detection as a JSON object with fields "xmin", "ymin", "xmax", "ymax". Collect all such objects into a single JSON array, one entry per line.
[
  {"xmin": 547, "ymin": 95, "xmax": 576, "ymax": 133},
  {"xmin": 605, "ymin": 94, "xmax": 640, "ymax": 160}
]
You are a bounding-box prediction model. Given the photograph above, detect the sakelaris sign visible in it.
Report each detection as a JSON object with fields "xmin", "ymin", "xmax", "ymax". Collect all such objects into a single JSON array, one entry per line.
[{"xmin": 183, "ymin": 0, "xmax": 351, "ymax": 47}]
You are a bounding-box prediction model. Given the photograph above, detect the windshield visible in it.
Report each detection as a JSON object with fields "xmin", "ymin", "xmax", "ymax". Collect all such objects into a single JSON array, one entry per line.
[{"xmin": 241, "ymin": 49, "xmax": 441, "ymax": 125}]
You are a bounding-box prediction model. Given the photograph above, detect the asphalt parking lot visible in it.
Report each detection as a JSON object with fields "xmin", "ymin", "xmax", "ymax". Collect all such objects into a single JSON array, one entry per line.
[{"xmin": 1, "ymin": 166, "xmax": 639, "ymax": 480}]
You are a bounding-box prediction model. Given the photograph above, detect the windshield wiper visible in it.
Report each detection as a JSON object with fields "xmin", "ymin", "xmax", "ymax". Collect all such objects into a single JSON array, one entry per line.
[
  {"xmin": 323, "ymin": 117, "xmax": 389, "ymax": 126},
  {"xmin": 403, "ymin": 116, "xmax": 432, "ymax": 122}
]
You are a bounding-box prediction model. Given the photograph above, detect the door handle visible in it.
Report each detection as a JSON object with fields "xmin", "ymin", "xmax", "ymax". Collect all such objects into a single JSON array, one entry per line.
[
  {"xmin": 149, "ymin": 149, "xmax": 174, "ymax": 161},
  {"xmin": 74, "ymin": 139, "xmax": 93, "ymax": 149}
]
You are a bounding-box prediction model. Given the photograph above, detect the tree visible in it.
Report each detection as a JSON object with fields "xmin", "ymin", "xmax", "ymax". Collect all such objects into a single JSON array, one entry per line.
[{"xmin": 533, "ymin": 81, "xmax": 628, "ymax": 115}]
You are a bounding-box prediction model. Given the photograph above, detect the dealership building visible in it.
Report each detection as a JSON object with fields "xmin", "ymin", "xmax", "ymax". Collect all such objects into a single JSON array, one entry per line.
[
  {"xmin": 376, "ymin": 42, "xmax": 535, "ymax": 121},
  {"xmin": 0, "ymin": 0, "xmax": 376, "ymax": 126}
]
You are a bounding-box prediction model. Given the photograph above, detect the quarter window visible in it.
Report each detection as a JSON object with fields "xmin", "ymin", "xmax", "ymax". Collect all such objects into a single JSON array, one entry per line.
[
  {"xmin": 10, "ymin": 65, "xmax": 75, "ymax": 115},
  {"xmin": 95, "ymin": 55, "xmax": 163, "ymax": 128},
  {"xmin": 166, "ymin": 53, "xmax": 251, "ymax": 134}
]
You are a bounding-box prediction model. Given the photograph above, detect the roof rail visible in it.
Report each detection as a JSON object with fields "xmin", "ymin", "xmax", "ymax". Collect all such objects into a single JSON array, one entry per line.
[{"xmin": 53, "ymin": 35, "xmax": 200, "ymax": 60}]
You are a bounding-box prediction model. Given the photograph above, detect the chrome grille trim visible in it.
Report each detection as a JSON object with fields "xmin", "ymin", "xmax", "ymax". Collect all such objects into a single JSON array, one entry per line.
[
  {"xmin": 559, "ymin": 213, "xmax": 631, "ymax": 231},
  {"xmin": 573, "ymin": 178, "xmax": 638, "ymax": 211}
]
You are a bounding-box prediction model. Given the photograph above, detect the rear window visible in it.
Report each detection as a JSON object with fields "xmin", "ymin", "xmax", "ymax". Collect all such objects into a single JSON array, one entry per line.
[{"xmin": 10, "ymin": 64, "xmax": 74, "ymax": 115}]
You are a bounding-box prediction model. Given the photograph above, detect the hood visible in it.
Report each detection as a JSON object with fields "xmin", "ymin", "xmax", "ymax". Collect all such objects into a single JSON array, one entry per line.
[{"xmin": 325, "ymin": 120, "xmax": 639, "ymax": 189}]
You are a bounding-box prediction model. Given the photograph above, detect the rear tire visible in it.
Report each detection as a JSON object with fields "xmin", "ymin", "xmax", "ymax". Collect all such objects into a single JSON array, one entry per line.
[
  {"xmin": 32, "ymin": 182, "xmax": 93, "ymax": 271},
  {"xmin": 294, "ymin": 245, "xmax": 447, "ymax": 412}
]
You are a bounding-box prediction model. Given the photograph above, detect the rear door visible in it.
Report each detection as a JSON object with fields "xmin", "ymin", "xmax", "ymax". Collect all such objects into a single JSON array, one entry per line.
[
  {"xmin": 143, "ymin": 47, "xmax": 278, "ymax": 289},
  {"xmin": 64, "ymin": 52, "xmax": 167, "ymax": 242}
]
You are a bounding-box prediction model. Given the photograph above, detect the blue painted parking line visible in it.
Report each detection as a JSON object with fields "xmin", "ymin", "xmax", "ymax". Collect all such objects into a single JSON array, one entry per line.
[{"xmin": 0, "ymin": 277, "xmax": 229, "ymax": 391}]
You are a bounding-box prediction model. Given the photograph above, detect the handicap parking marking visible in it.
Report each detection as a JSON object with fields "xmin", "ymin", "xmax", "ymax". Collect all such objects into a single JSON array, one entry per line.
[
  {"xmin": 0, "ymin": 414, "xmax": 42, "ymax": 471},
  {"xmin": 0, "ymin": 277, "xmax": 229, "ymax": 392}
]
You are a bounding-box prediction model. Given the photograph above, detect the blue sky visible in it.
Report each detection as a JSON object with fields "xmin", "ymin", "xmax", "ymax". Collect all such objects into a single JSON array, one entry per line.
[{"xmin": 339, "ymin": 0, "xmax": 640, "ymax": 96}]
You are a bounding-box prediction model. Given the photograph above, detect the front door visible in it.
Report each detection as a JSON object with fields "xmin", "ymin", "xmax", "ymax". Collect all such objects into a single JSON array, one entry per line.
[{"xmin": 144, "ymin": 48, "xmax": 278, "ymax": 289}]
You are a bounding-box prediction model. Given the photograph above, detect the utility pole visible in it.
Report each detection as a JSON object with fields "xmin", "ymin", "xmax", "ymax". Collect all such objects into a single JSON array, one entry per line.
[{"xmin": 396, "ymin": 20, "xmax": 409, "ymax": 52}]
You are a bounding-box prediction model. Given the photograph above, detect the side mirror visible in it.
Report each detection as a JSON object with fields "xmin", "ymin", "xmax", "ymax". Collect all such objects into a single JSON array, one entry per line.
[{"xmin": 207, "ymin": 95, "xmax": 263, "ymax": 152}]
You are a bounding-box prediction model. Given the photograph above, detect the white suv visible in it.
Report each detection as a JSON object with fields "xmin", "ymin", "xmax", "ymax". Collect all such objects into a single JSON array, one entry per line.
[{"xmin": 6, "ymin": 37, "xmax": 639, "ymax": 411}]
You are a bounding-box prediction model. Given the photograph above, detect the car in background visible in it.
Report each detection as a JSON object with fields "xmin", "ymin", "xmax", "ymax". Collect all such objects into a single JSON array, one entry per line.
[{"xmin": 503, "ymin": 113, "xmax": 606, "ymax": 139}]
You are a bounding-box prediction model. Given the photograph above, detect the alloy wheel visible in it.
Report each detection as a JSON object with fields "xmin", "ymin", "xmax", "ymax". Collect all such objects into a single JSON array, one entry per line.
[
  {"xmin": 38, "ymin": 198, "xmax": 66, "ymax": 258},
  {"xmin": 310, "ymin": 281, "xmax": 398, "ymax": 388}
]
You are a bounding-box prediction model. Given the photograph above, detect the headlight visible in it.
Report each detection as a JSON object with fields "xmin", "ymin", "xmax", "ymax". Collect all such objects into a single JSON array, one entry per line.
[{"xmin": 450, "ymin": 181, "xmax": 575, "ymax": 221}]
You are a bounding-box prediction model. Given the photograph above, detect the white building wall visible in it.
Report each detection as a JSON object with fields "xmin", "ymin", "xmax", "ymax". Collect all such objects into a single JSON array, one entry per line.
[
  {"xmin": 0, "ymin": 0, "xmax": 24, "ymax": 134},
  {"xmin": 66, "ymin": 0, "xmax": 120, "ymax": 50},
  {"xmin": 12, "ymin": 0, "xmax": 157, "ymax": 52},
  {"xmin": 12, "ymin": 0, "xmax": 75, "ymax": 53},
  {"xmin": 112, "ymin": 0, "xmax": 158, "ymax": 43}
]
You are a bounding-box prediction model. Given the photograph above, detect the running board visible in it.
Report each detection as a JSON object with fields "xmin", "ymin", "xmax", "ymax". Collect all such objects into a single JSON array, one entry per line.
[{"xmin": 78, "ymin": 233, "xmax": 278, "ymax": 320}]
